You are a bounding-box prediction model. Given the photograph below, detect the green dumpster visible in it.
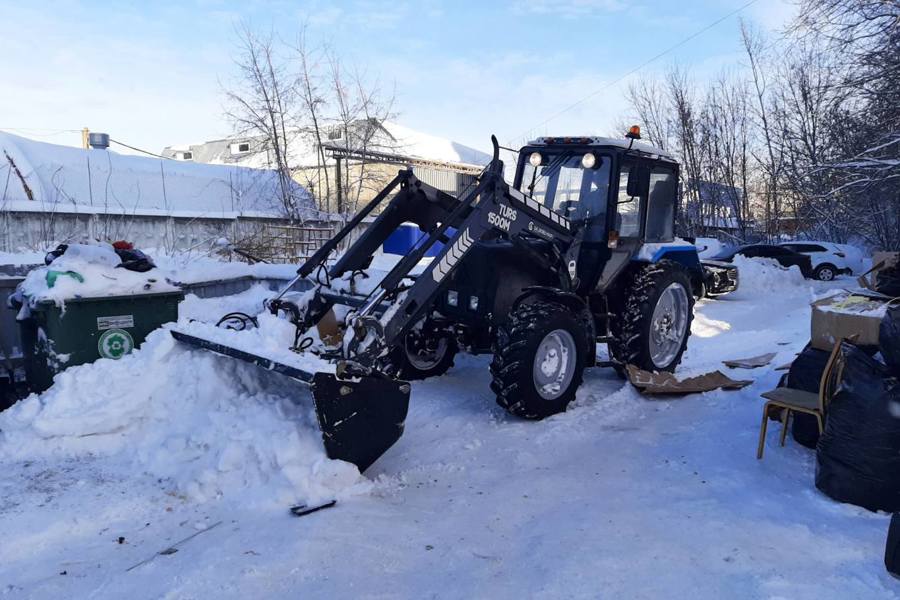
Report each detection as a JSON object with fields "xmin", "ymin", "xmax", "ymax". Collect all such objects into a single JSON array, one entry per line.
[{"xmin": 19, "ymin": 291, "xmax": 184, "ymax": 393}]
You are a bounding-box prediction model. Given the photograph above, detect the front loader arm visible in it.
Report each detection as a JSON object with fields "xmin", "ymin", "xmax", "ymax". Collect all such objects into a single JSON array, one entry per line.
[{"xmin": 347, "ymin": 178, "xmax": 576, "ymax": 365}]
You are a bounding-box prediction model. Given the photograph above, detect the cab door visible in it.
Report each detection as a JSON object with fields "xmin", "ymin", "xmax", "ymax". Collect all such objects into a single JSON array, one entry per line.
[{"xmin": 591, "ymin": 157, "xmax": 649, "ymax": 292}]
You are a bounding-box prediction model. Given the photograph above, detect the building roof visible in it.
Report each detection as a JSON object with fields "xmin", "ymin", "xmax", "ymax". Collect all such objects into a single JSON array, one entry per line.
[
  {"xmin": 0, "ymin": 132, "xmax": 313, "ymax": 219},
  {"xmin": 163, "ymin": 121, "xmax": 492, "ymax": 171}
]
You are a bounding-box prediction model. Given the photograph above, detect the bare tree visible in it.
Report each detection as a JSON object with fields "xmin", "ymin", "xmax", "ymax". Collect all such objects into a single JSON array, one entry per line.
[{"xmin": 224, "ymin": 24, "xmax": 303, "ymax": 220}]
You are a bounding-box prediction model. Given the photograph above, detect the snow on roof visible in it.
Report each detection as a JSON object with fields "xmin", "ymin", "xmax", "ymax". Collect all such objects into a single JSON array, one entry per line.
[
  {"xmin": 0, "ymin": 132, "xmax": 313, "ymax": 218},
  {"xmin": 380, "ymin": 122, "xmax": 491, "ymax": 166},
  {"xmin": 165, "ymin": 121, "xmax": 492, "ymax": 171}
]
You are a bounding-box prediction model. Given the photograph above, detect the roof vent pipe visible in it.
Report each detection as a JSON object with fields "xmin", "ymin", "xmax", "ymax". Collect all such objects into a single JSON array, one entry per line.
[{"xmin": 88, "ymin": 132, "xmax": 110, "ymax": 150}]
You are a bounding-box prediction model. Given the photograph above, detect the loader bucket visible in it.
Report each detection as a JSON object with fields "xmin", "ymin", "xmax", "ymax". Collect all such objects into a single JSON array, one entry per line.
[{"xmin": 171, "ymin": 330, "xmax": 410, "ymax": 472}]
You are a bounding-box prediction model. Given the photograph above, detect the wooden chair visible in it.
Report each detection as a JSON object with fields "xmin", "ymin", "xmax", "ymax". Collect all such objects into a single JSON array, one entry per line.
[{"xmin": 756, "ymin": 339, "xmax": 847, "ymax": 459}]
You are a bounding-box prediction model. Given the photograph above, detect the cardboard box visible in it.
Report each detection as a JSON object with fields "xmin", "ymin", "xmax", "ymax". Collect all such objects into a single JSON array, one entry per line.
[
  {"xmin": 859, "ymin": 252, "xmax": 900, "ymax": 290},
  {"xmin": 810, "ymin": 292, "xmax": 890, "ymax": 351}
]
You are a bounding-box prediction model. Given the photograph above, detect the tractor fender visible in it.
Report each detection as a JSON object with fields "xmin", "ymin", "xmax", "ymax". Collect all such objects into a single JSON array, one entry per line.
[
  {"xmin": 512, "ymin": 285, "xmax": 587, "ymax": 313},
  {"xmin": 511, "ymin": 286, "xmax": 595, "ymax": 365},
  {"xmin": 634, "ymin": 244, "xmax": 704, "ymax": 280}
]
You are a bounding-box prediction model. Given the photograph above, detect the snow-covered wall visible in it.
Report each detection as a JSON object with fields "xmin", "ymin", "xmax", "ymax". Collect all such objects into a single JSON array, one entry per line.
[{"xmin": 0, "ymin": 132, "xmax": 313, "ymax": 218}]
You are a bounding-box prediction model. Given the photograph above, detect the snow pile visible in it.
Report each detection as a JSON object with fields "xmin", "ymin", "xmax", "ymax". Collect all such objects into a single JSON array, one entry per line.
[
  {"xmin": 0, "ymin": 249, "xmax": 45, "ymax": 266},
  {"xmin": 728, "ymin": 255, "xmax": 810, "ymax": 301},
  {"xmin": 174, "ymin": 310, "xmax": 337, "ymax": 375},
  {"xmin": 155, "ymin": 252, "xmax": 298, "ymax": 285},
  {"xmin": 178, "ymin": 284, "xmax": 273, "ymax": 322},
  {"xmin": 694, "ymin": 237, "xmax": 731, "ymax": 259},
  {"xmin": 17, "ymin": 243, "xmax": 179, "ymax": 307},
  {"xmin": 0, "ymin": 328, "xmax": 367, "ymax": 506}
]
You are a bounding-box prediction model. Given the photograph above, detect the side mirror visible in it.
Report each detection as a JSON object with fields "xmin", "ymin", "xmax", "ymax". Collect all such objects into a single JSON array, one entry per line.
[{"xmin": 626, "ymin": 163, "xmax": 650, "ymax": 198}]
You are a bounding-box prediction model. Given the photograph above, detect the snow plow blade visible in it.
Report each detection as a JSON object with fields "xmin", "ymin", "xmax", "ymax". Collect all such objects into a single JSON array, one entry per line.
[{"xmin": 171, "ymin": 330, "xmax": 410, "ymax": 472}]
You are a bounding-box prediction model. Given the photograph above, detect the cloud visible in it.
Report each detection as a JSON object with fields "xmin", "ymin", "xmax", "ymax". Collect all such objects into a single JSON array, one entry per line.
[{"xmin": 513, "ymin": 0, "xmax": 628, "ymax": 17}]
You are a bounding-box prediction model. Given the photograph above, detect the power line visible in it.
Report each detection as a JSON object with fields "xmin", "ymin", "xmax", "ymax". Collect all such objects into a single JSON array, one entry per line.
[
  {"xmin": 0, "ymin": 127, "xmax": 81, "ymax": 137},
  {"xmin": 513, "ymin": 0, "xmax": 761, "ymax": 143},
  {"xmin": 108, "ymin": 138, "xmax": 172, "ymax": 160}
]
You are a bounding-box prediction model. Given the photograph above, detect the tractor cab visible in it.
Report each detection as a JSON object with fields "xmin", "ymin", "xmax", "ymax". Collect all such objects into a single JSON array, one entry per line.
[{"xmin": 513, "ymin": 130, "xmax": 680, "ymax": 291}]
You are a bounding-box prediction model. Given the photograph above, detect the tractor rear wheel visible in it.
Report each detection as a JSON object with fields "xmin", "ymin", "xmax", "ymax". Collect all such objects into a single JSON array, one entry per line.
[
  {"xmin": 609, "ymin": 260, "xmax": 694, "ymax": 374},
  {"xmin": 490, "ymin": 300, "xmax": 589, "ymax": 419}
]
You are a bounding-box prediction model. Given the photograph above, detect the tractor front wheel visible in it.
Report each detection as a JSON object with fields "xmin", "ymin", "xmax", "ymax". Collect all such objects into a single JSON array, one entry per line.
[
  {"xmin": 490, "ymin": 300, "xmax": 589, "ymax": 419},
  {"xmin": 388, "ymin": 328, "xmax": 457, "ymax": 381}
]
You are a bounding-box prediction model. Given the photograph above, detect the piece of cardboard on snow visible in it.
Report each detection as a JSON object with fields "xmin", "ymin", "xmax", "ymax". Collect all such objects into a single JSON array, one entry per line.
[
  {"xmin": 315, "ymin": 309, "xmax": 343, "ymax": 347},
  {"xmin": 626, "ymin": 365, "xmax": 753, "ymax": 395},
  {"xmin": 723, "ymin": 352, "xmax": 777, "ymax": 369},
  {"xmin": 810, "ymin": 291, "xmax": 889, "ymax": 351}
]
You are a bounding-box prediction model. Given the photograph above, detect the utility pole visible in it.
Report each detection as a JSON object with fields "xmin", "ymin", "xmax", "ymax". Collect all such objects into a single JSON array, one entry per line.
[
  {"xmin": 81, "ymin": 127, "xmax": 90, "ymax": 149},
  {"xmin": 335, "ymin": 156, "xmax": 343, "ymax": 214}
]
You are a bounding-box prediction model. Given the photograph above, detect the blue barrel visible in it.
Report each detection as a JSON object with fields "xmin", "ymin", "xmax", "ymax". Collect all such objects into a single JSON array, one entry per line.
[{"xmin": 383, "ymin": 223, "xmax": 451, "ymax": 257}]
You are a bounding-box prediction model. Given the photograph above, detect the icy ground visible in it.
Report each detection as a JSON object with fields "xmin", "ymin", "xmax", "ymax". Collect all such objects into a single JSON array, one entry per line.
[{"xmin": 1, "ymin": 265, "xmax": 898, "ymax": 598}]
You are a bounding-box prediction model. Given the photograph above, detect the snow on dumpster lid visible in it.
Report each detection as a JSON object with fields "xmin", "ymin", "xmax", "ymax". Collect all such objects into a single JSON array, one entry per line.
[{"xmin": 0, "ymin": 131, "xmax": 314, "ymax": 218}]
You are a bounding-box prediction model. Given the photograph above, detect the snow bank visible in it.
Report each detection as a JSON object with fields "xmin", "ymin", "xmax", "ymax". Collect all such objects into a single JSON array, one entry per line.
[
  {"xmin": 0, "ymin": 249, "xmax": 44, "ymax": 266},
  {"xmin": 154, "ymin": 253, "xmax": 298, "ymax": 285},
  {"xmin": 178, "ymin": 284, "xmax": 273, "ymax": 323},
  {"xmin": 727, "ymin": 255, "xmax": 811, "ymax": 301},
  {"xmin": 0, "ymin": 328, "xmax": 367, "ymax": 506},
  {"xmin": 694, "ymin": 237, "xmax": 732, "ymax": 259},
  {"xmin": 18, "ymin": 243, "xmax": 179, "ymax": 307}
]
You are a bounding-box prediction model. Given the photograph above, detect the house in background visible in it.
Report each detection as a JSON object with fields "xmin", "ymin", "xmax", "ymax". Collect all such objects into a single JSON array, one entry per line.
[
  {"xmin": 681, "ymin": 180, "xmax": 748, "ymax": 239},
  {"xmin": 163, "ymin": 120, "xmax": 491, "ymax": 215}
]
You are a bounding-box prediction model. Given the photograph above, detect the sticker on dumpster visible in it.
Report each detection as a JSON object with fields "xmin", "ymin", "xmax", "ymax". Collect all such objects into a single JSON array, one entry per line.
[
  {"xmin": 97, "ymin": 315, "xmax": 134, "ymax": 331},
  {"xmin": 98, "ymin": 328, "xmax": 134, "ymax": 360}
]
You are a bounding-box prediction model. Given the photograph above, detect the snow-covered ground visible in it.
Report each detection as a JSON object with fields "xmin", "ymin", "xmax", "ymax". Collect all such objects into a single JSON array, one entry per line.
[{"xmin": 0, "ymin": 264, "xmax": 897, "ymax": 598}]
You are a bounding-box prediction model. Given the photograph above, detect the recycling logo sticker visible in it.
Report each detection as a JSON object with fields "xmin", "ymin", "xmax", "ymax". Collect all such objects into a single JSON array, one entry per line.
[{"xmin": 98, "ymin": 328, "xmax": 134, "ymax": 360}]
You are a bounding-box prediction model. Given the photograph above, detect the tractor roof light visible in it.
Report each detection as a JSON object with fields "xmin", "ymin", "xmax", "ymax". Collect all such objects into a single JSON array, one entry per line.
[
  {"xmin": 581, "ymin": 152, "xmax": 597, "ymax": 169},
  {"xmin": 529, "ymin": 151, "xmax": 543, "ymax": 167},
  {"xmin": 626, "ymin": 125, "xmax": 642, "ymax": 140}
]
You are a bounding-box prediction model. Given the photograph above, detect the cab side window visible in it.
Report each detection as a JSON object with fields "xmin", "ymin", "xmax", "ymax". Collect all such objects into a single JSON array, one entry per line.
[
  {"xmin": 616, "ymin": 164, "xmax": 643, "ymax": 238},
  {"xmin": 644, "ymin": 167, "xmax": 677, "ymax": 242}
]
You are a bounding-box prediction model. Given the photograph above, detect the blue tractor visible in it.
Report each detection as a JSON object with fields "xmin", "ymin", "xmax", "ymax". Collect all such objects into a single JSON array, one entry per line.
[{"xmin": 175, "ymin": 127, "xmax": 702, "ymax": 471}]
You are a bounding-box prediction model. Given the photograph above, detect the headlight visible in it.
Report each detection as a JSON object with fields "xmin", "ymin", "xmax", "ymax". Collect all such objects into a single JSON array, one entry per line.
[
  {"xmin": 469, "ymin": 296, "xmax": 479, "ymax": 311},
  {"xmin": 529, "ymin": 151, "xmax": 543, "ymax": 167},
  {"xmin": 447, "ymin": 290, "xmax": 458, "ymax": 307},
  {"xmin": 581, "ymin": 152, "xmax": 596, "ymax": 169}
]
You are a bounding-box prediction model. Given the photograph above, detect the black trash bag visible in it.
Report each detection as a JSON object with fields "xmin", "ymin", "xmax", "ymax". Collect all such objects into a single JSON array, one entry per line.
[
  {"xmin": 877, "ymin": 265, "xmax": 900, "ymax": 297},
  {"xmin": 784, "ymin": 344, "xmax": 832, "ymax": 449},
  {"xmin": 43, "ymin": 243, "xmax": 68, "ymax": 265},
  {"xmin": 886, "ymin": 513, "xmax": 900, "ymax": 578},
  {"xmin": 114, "ymin": 248, "xmax": 156, "ymax": 273},
  {"xmin": 881, "ymin": 307, "xmax": 900, "ymax": 377},
  {"xmin": 815, "ymin": 345, "xmax": 900, "ymax": 512}
]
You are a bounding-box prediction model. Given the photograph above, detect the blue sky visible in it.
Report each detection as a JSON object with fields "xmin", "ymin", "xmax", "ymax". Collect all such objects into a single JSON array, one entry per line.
[{"xmin": 0, "ymin": 0, "xmax": 796, "ymax": 155}]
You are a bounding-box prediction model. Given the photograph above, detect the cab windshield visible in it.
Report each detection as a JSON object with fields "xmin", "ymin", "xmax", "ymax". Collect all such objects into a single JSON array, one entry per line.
[{"xmin": 518, "ymin": 152, "xmax": 610, "ymax": 222}]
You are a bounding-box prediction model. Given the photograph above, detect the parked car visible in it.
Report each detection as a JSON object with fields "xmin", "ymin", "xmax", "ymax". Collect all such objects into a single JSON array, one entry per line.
[
  {"xmin": 712, "ymin": 244, "xmax": 815, "ymax": 279},
  {"xmin": 778, "ymin": 241, "xmax": 855, "ymax": 281},
  {"xmin": 699, "ymin": 260, "xmax": 739, "ymax": 297}
]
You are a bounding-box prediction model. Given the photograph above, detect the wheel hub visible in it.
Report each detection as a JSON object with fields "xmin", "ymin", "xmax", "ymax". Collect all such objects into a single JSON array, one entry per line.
[
  {"xmin": 533, "ymin": 329, "xmax": 577, "ymax": 401},
  {"xmin": 649, "ymin": 283, "xmax": 689, "ymax": 368},
  {"xmin": 405, "ymin": 334, "xmax": 449, "ymax": 370}
]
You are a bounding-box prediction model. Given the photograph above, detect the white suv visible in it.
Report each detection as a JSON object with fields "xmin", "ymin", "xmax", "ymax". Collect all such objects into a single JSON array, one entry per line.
[{"xmin": 778, "ymin": 241, "xmax": 855, "ymax": 281}]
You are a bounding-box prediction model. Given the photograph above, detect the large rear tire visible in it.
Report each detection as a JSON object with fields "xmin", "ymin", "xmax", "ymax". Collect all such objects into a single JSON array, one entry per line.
[
  {"xmin": 609, "ymin": 260, "xmax": 694, "ymax": 374},
  {"xmin": 490, "ymin": 300, "xmax": 590, "ymax": 419}
]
